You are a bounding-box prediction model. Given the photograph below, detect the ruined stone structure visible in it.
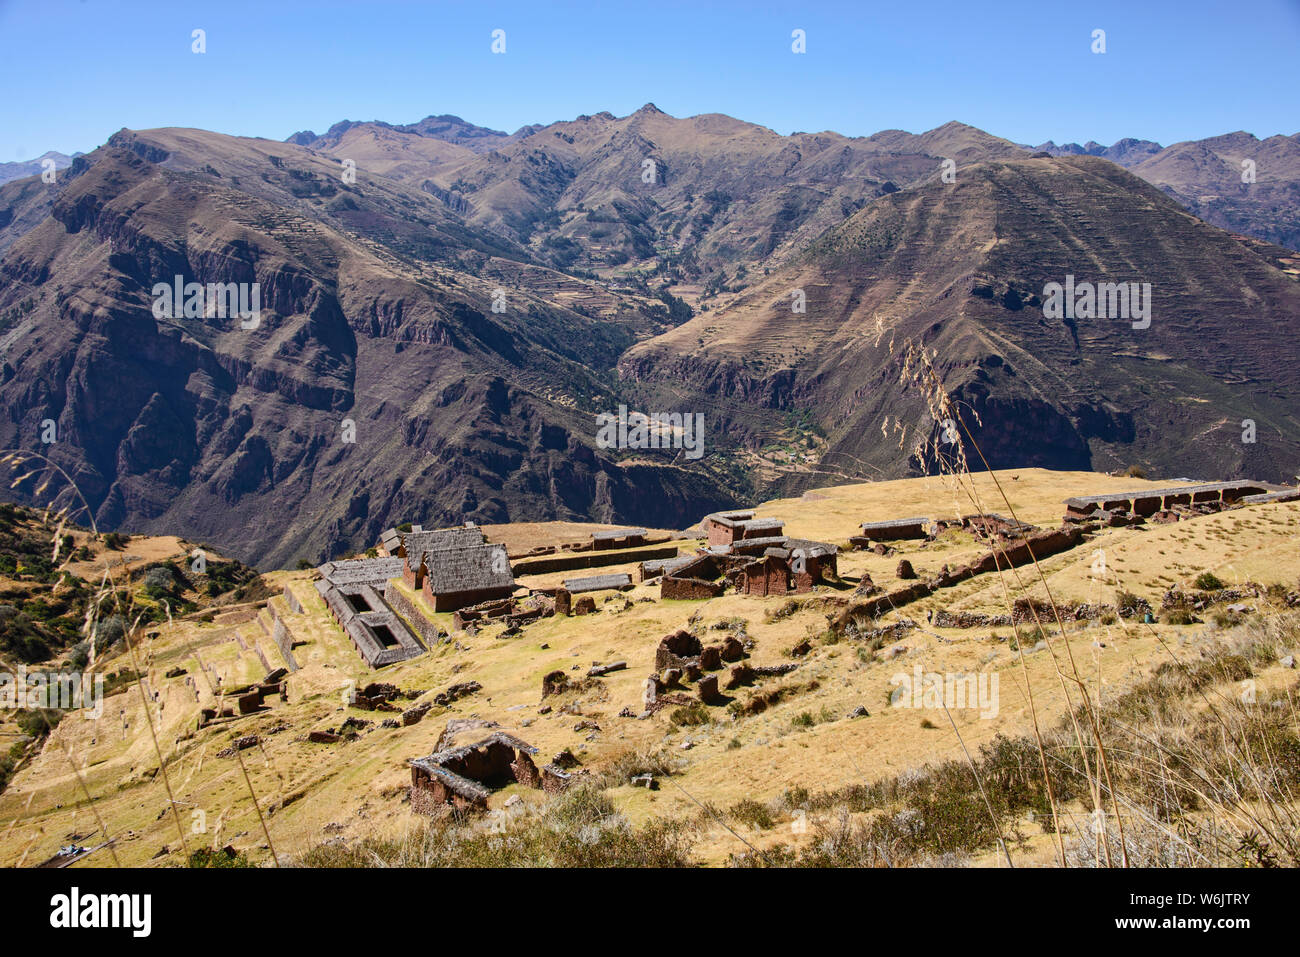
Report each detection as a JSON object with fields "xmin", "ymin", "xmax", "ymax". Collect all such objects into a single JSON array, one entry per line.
[
  {"xmin": 408, "ymin": 732, "xmax": 544, "ymax": 814},
  {"xmin": 831, "ymin": 526, "xmax": 1085, "ymax": 633},
  {"xmin": 656, "ymin": 630, "xmax": 704, "ymax": 672},
  {"xmin": 316, "ymin": 557, "xmax": 427, "ymax": 668},
  {"xmin": 640, "ymin": 555, "xmax": 698, "ymax": 581},
  {"xmin": 662, "ymin": 576, "xmax": 725, "ymax": 600},
  {"xmin": 1063, "ymin": 481, "xmax": 1280, "ymax": 523},
  {"xmin": 702, "ymin": 510, "xmax": 785, "ymax": 547},
  {"xmin": 945, "ymin": 513, "xmax": 1038, "ymax": 542},
  {"xmin": 852, "ymin": 516, "xmax": 933, "ymax": 547},
  {"xmin": 591, "ymin": 527, "xmax": 647, "ymax": 550},
  {"xmin": 736, "ymin": 538, "xmax": 839, "ymax": 594},
  {"xmin": 662, "ymin": 513, "xmax": 839, "ymax": 599},
  {"xmin": 1241, "ymin": 489, "xmax": 1300, "ymax": 505},
  {"xmin": 660, "ymin": 554, "xmax": 729, "ymax": 599},
  {"xmin": 562, "ymin": 572, "xmax": 633, "ymax": 594},
  {"xmin": 737, "ymin": 553, "xmax": 792, "ymax": 597}
]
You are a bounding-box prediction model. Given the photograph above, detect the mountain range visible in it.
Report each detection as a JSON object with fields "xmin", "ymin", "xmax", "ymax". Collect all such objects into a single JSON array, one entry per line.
[
  {"xmin": 1, "ymin": 108, "xmax": 1297, "ymax": 568},
  {"xmin": 0, "ymin": 151, "xmax": 80, "ymax": 187}
]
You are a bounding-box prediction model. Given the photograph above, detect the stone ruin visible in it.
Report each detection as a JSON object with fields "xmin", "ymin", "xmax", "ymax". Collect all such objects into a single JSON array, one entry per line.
[
  {"xmin": 649, "ymin": 629, "xmax": 749, "ymax": 707},
  {"xmin": 660, "ymin": 554, "xmax": 731, "ymax": 599},
  {"xmin": 198, "ymin": 672, "xmax": 288, "ymax": 727},
  {"xmin": 831, "ymin": 525, "xmax": 1086, "ymax": 634},
  {"xmin": 701, "ymin": 510, "xmax": 786, "ymax": 547},
  {"xmin": 453, "ymin": 594, "xmax": 552, "ymax": 632},
  {"xmin": 655, "ymin": 629, "xmax": 705, "ymax": 672},
  {"xmin": 316, "ymin": 556, "xmax": 427, "ymax": 668},
  {"xmin": 853, "ymin": 513, "xmax": 1037, "ymax": 550},
  {"xmin": 408, "ymin": 731, "xmax": 573, "ymax": 814},
  {"xmin": 1062, "ymin": 480, "xmax": 1290, "ymax": 527},
  {"xmin": 655, "ymin": 510, "xmax": 841, "ymax": 601},
  {"xmin": 590, "ymin": 527, "xmax": 648, "ymax": 550},
  {"xmin": 851, "ymin": 516, "xmax": 933, "ymax": 546}
]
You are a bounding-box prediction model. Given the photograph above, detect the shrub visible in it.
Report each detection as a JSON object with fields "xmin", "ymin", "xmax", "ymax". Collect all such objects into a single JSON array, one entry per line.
[
  {"xmin": 1115, "ymin": 590, "xmax": 1145, "ymax": 616},
  {"xmin": 187, "ymin": 847, "xmax": 253, "ymax": 868},
  {"xmin": 669, "ymin": 701, "xmax": 710, "ymax": 727},
  {"xmin": 299, "ymin": 784, "xmax": 695, "ymax": 868},
  {"xmin": 16, "ymin": 708, "xmax": 62, "ymax": 740},
  {"xmin": 94, "ymin": 614, "xmax": 127, "ymax": 648},
  {"xmin": 1194, "ymin": 572, "xmax": 1225, "ymax": 591},
  {"xmin": 142, "ymin": 566, "xmax": 177, "ymax": 595},
  {"xmin": 730, "ymin": 799, "xmax": 776, "ymax": 831},
  {"xmin": 595, "ymin": 746, "xmax": 683, "ymax": 788}
]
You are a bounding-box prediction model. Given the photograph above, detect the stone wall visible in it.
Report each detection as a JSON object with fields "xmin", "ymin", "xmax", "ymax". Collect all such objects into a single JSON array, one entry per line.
[
  {"xmin": 385, "ymin": 584, "xmax": 442, "ymax": 648},
  {"xmin": 662, "ymin": 576, "xmax": 724, "ymax": 600},
  {"xmin": 271, "ymin": 616, "xmax": 301, "ymax": 672}
]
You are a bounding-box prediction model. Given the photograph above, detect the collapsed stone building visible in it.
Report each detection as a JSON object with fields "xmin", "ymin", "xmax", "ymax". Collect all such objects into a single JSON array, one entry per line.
[
  {"xmin": 852, "ymin": 516, "xmax": 933, "ymax": 545},
  {"xmin": 852, "ymin": 513, "xmax": 1036, "ymax": 549},
  {"xmin": 732, "ymin": 539, "xmax": 840, "ymax": 597},
  {"xmin": 407, "ymin": 731, "xmax": 574, "ymax": 814},
  {"xmin": 650, "ymin": 510, "xmax": 840, "ymax": 599}
]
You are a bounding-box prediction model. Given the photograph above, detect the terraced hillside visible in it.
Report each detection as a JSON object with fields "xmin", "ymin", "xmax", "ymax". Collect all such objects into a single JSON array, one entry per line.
[{"xmin": 620, "ymin": 155, "xmax": 1300, "ymax": 485}]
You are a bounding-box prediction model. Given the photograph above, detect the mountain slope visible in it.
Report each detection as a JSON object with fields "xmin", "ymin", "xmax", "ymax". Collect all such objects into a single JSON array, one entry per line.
[
  {"xmin": 286, "ymin": 108, "xmax": 1021, "ymax": 287},
  {"xmin": 0, "ymin": 135, "xmax": 735, "ymax": 568},
  {"xmin": 1128, "ymin": 132, "xmax": 1300, "ymax": 251},
  {"xmin": 619, "ymin": 155, "xmax": 1300, "ymax": 486},
  {"xmin": 1034, "ymin": 132, "xmax": 1300, "ymax": 251}
]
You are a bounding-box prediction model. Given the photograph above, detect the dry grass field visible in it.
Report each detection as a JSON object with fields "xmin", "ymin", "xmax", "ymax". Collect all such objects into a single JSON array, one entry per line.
[{"xmin": 2, "ymin": 468, "xmax": 1297, "ymax": 868}]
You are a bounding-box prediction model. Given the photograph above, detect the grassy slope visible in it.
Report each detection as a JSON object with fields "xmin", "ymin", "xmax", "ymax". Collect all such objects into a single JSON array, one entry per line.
[{"xmin": 1, "ymin": 468, "xmax": 1296, "ymax": 867}]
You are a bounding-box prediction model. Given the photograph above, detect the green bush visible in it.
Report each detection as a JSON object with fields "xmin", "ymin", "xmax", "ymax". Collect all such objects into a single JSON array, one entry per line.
[
  {"xmin": 187, "ymin": 847, "xmax": 253, "ymax": 868},
  {"xmin": 669, "ymin": 701, "xmax": 710, "ymax": 727}
]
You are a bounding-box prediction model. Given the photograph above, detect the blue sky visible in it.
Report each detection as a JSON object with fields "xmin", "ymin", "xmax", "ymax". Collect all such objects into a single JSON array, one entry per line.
[{"xmin": 1, "ymin": 0, "xmax": 1297, "ymax": 161}]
